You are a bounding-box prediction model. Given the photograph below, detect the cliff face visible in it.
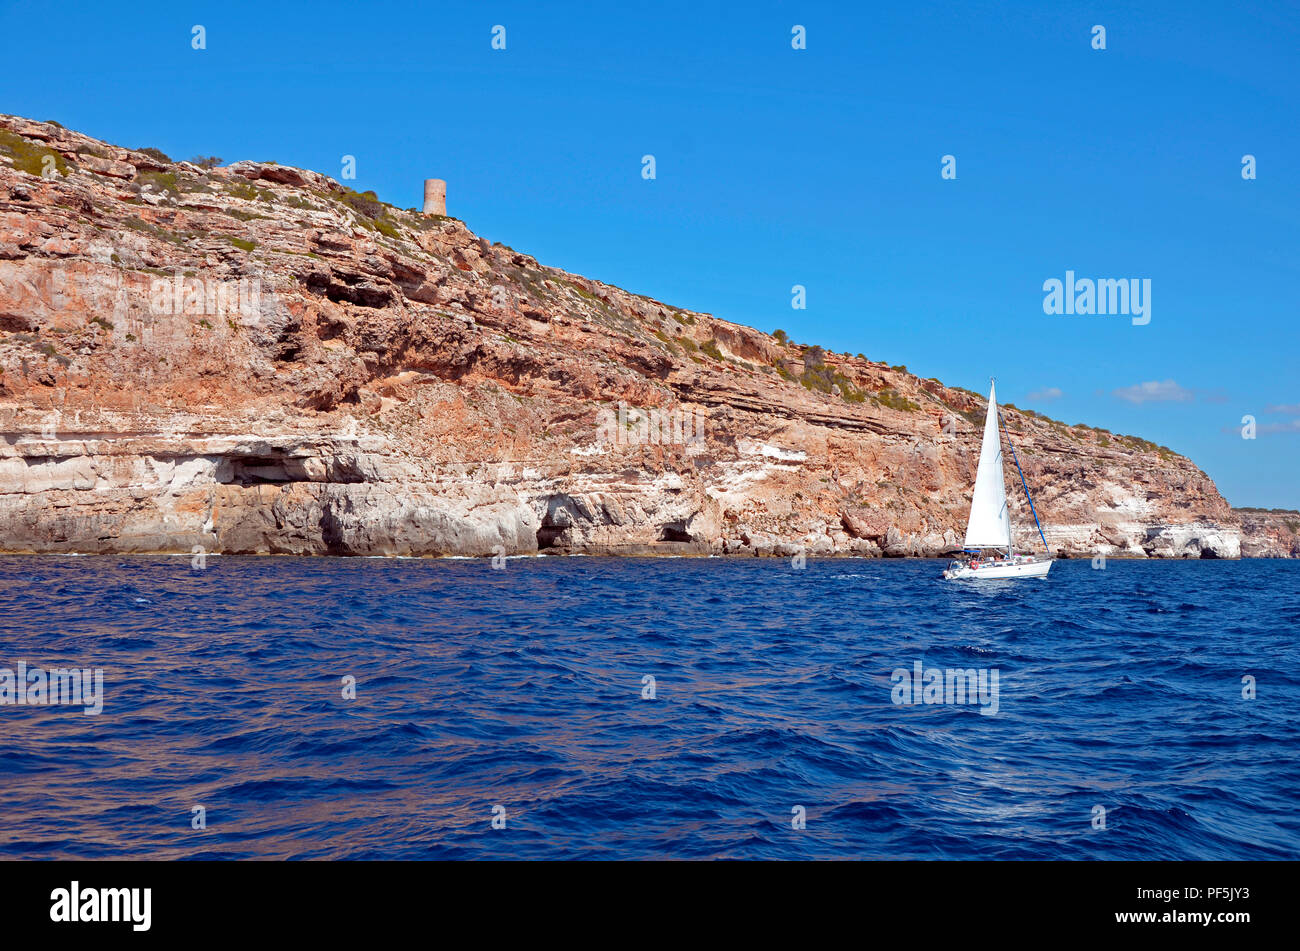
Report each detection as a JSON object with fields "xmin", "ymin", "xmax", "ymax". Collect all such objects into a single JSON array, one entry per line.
[
  {"xmin": 0, "ymin": 115, "xmax": 1249, "ymax": 558},
  {"xmin": 1234, "ymin": 510, "xmax": 1300, "ymax": 558}
]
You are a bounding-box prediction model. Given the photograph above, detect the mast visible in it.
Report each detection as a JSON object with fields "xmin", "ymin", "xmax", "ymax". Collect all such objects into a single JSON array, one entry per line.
[
  {"xmin": 999, "ymin": 408, "xmax": 1050, "ymax": 553},
  {"xmin": 998, "ymin": 394, "xmax": 1008, "ymax": 553},
  {"xmin": 997, "ymin": 399, "xmax": 1014, "ymax": 556}
]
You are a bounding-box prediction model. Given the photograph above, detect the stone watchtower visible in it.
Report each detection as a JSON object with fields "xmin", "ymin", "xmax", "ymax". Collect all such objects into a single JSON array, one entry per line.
[{"xmin": 423, "ymin": 178, "xmax": 446, "ymax": 216}]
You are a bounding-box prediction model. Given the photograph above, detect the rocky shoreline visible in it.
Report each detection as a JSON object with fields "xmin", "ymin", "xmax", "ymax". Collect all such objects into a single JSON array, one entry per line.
[{"xmin": 1, "ymin": 115, "xmax": 1292, "ymax": 559}]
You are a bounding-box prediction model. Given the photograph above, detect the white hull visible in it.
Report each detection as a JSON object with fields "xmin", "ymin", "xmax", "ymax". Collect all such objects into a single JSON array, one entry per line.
[{"xmin": 943, "ymin": 557, "xmax": 1053, "ymax": 580}]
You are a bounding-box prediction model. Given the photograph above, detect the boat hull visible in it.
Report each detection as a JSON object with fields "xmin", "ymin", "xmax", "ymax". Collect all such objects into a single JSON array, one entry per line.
[{"xmin": 942, "ymin": 557, "xmax": 1053, "ymax": 580}]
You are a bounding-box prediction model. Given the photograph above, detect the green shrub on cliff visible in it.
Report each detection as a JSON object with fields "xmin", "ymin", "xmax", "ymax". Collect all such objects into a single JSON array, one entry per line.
[
  {"xmin": 340, "ymin": 187, "xmax": 385, "ymax": 219},
  {"xmin": 224, "ymin": 207, "xmax": 270, "ymax": 222},
  {"xmin": 225, "ymin": 180, "xmax": 277, "ymax": 203},
  {"xmin": 35, "ymin": 341, "xmax": 71, "ymax": 367},
  {"xmin": 135, "ymin": 147, "xmax": 171, "ymax": 163},
  {"xmin": 123, "ymin": 216, "xmax": 188, "ymax": 246},
  {"xmin": 0, "ymin": 130, "xmax": 71, "ymax": 177},
  {"xmin": 799, "ymin": 362, "xmax": 867, "ymax": 402},
  {"xmin": 651, "ymin": 329, "xmax": 679, "ymax": 352},
  {"xmin": 333, "ymin": 188, "xmax": 409, "ymax": 243},
  {"xmin": 136, "ymin": 170, "xmax": 179, "ymax": 195},
  {"xmin": 874, "ymin": 388, "xmax": 920, "ymax": 412}
]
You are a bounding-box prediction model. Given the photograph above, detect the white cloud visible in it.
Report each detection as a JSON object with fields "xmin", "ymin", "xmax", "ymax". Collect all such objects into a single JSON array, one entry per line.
[
  {"xmin": 1112, "ymin": 380, "xmax": 1194, "ymax": 404},
  {"xmin": 1259, "ymin": 419, "xmax": 1300, "ymax": 434},
  {"xmin": 1265, "ymin": 403, "xmax": 1300, "ymax": 415},
  {"xmin": 1025, "ymin": 387, "xmax": 1063, "ymax": 401}
]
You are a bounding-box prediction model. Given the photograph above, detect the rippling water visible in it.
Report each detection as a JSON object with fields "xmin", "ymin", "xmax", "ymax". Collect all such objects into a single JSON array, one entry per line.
[{"xmin": 1, "ymin": 555, "xmax": 1297, "ymax": 860}]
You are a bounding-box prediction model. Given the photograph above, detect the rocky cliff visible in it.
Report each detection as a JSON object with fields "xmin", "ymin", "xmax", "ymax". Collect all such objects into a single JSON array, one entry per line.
[
  {"xmin": 1234, "ymin": 509, "xmax": 1300, "ymax": 558},
  {"xmin": 0, "ymin": 115, "xmax": 1259, "ymax": 558}
]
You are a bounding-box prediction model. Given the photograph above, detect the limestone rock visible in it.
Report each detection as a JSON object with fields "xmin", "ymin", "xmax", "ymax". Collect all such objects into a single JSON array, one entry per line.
[{"xmin": 0, "ymin": 114, "xmax": 1257, "ymax": 558}]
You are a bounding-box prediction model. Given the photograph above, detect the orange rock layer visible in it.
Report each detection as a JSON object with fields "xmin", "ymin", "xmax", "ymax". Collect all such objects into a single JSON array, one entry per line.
[{"xmin": 0, "ymin": 115, "xmax": 1274, "ymax": 557}]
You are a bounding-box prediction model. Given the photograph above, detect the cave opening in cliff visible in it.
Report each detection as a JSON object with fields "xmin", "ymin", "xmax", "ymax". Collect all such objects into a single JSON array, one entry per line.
[
  {"xmin": 659, "ymin": 522, "xmax": 692, "ymax": 543},
  {"xmin": 227, "ymin": 456, "xmax": 291, "ymax": 485},
  {"xmin": 536, "ymin": 526, "xmax": 566, "ymax": 550}
]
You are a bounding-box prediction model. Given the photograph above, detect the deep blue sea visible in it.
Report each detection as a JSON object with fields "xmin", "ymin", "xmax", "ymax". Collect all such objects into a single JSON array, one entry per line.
[{"xmin": 1, "ymin": 556, "xmax": 1297, "ymax": 860}]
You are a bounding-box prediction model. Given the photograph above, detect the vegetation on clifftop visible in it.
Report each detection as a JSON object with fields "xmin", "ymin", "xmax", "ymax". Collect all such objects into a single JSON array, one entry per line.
[{"xmin": 0, "ymin": 129, "xmax": 70, "ymax": 177}]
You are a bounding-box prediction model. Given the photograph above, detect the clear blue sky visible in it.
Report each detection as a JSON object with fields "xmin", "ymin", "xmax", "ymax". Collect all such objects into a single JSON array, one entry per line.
[{"xmin": 3, "ymin": 1, "xmax": 1297, "ymax": 506}]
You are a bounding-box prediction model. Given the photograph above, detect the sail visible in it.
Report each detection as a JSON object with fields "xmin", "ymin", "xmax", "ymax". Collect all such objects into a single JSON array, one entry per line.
[{"xmin": 963, "ymin": 380, "xmax": 1012, "ymax": 549}]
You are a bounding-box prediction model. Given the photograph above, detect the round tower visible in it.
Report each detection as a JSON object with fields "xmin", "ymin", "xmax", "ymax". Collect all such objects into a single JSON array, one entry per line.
[{"xmin": 423, "ymin": 179, "xmax": 447, "ymax": 216}]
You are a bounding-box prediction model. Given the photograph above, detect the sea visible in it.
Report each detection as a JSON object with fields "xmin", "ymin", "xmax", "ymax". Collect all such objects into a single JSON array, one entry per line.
[{"xmin": 1, "ymin": 555, "xmax": 1296, "ymax": 860}]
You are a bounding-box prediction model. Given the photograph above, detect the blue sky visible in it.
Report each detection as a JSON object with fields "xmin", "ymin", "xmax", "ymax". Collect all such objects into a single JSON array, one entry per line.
[{"xmin": 3, "ymin": 1, "xmax": 1297, "ymax": 506}]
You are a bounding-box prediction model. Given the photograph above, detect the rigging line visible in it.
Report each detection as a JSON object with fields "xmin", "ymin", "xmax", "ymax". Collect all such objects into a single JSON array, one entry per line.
[{"xmin": 998, "ymin": 410, "xmax": 1049, "ymax": 553}]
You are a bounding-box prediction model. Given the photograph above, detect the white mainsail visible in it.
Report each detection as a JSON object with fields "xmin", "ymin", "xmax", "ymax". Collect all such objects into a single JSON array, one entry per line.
[{"xmin": 962, "ymin": 380, "xmax": 1012, "ymax": 549}]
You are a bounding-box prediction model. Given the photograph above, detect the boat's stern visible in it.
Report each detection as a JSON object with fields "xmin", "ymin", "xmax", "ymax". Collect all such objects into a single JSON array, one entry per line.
[{"xmin": 943, "ymin": 559, "xmax": 975, "ymax": 579}]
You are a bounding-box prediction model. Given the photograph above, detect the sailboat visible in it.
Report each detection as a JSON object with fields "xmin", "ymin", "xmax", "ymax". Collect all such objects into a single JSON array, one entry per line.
[{"xmin": 942, "ymin": 379, "xmax": 1053, "ymax": 580}]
